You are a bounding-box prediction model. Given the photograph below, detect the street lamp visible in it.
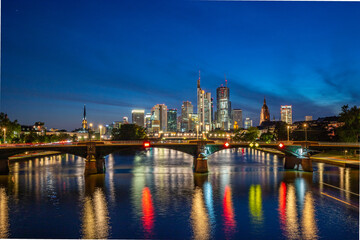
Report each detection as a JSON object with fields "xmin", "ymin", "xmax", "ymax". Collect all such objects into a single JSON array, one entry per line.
[
  {"xmin": 2, "ymin": 128, "xmax": 6, "ymax": 144},
  {"xmin": 99, "ymin": 125, "xmax": 103, "ymax": 140},
  {"xmin": 287, "ymin": 125, "xmax": 290, "ymax": 142},
  {"xmin": 88, "ymin": 123, "xmax": 93, "ymax": 142}
]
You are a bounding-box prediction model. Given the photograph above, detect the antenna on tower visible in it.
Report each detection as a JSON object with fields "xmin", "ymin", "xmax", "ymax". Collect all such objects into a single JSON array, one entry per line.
[
  {"xmin": 197, "ymin": 70, "xmax": 201, "ymax": 88},
  {"xmin": 225, "ymin": 74, "xmax": 227, "ymax": 87}
]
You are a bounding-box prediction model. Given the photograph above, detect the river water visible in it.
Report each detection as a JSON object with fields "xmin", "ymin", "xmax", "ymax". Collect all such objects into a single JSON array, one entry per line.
[{"xmin": 0, "ymin": 148, "xmax": 358, "ymax": 239}]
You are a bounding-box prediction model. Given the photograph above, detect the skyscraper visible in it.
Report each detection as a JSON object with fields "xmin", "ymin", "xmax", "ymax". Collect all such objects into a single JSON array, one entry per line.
[
  {"xmin": 197, "ymin": 71, "xmax": 212, "ymax": 131},
  {"xmin": 280, "ymin": 105, "xmax": 292, "ymax": 124},
  {"xmin": 231, "ymin": 109, "xmax": 243, "ymax": 129},
  {"xmin": 167, "ymin": 109, "xmax": 177, "ymax": 132},
  {"xmin": 244, "ymin": 118, "xmax": 253, "ymax": 129},
  {"xmin": 151, "ymin": 104, "xmax": 168, "ymax": 132},
  {"xmin": 216, "ymin": 78, "xmax": 231, "ymax": 130},
  {"xmin": 145, "ymin": 113, "xmax": 152, "ymax": 130},
  {"xmin": 260, "ymin": 97, "xmax": 270, "ymax": 125},
  {"xmin": 132, "ymin": 109, "xmax": 145, "ymax": 127},
  {"xmin": 181, "ymin": 101, "xmax": 193, "ymax": 132},
  {"xmin": 82, "ymin": 105, "xmax": 88, "ymax": 130}
]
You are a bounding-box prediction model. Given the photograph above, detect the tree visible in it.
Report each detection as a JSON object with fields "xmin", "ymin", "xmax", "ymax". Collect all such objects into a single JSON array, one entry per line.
[
  {"xmin": 0, "ymin": 113, "xmax": 21, "ymax": 143},
  {"xmin": 243, "ymin": 127, "xmax": 260, "ymax": 142},
  {"xmin": 260, "ymin": 132, "xmax": 275, "ymax": 143},
  {"xmin": 336, "ymin": 105, "xmax": 360, "ymax": 142},
  {"xmin": 274, "ymin": 121, "xmax": 287, "ymax": 141},
  {"xmin": 111, "ymin": 124, "xmax": 147, "ymax": 140}
]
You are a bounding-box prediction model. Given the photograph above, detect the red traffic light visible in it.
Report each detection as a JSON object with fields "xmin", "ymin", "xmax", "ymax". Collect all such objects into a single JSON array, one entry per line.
[
  {"xmin": 224, "ymin": 142, "xmax": 230, "ymax": 148},
  {"xmin": 143, "ymin": 141, "xmax": 151, "ymax": 148},
  {"xmin": 278, "ymin": 142, "xmax": 284, "ymax": 148}
]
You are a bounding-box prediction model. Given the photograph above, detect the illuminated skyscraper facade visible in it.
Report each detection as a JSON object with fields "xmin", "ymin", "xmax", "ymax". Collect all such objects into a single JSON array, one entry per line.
[
  {"xmin": 216, "ymin": 80, "xmax": 231, "ymax": 130},
  {"xmin": 280, "ymin": 105, "xmax": 292, "ymax": 124},
  {"xmin": 197, "ymin": 72, "xmax": 212, "ymax": 131},
  {"xmin": 132, "ymin": 109, "xmax": 145, "ymax": 127},
  {"xmin": 244, "ymin": 118, "xmax": 253, "ymax": 129},
  {"xmin": 231, "ymin": 109, "xmax": 242, "ymax": 129},
  {"xmin": 167, "ymin": 109, "xmax": 177, "ymax": 132},
  {"xmin": 151, "ymin": 104, "xmax": 167, "ymax": 132},
  {"xmin": 181, "ymin": 101, "xmax": 193, "ymax": 132},
  {"xmin": 260, "ymin": 97, "xmax": 270, "ymax": 125}
]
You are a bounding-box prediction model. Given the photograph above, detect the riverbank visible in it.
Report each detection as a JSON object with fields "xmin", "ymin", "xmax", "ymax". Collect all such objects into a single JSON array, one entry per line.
[
  {"xmin": 256, "ymin": 148, "xmax": 360, "ymax": 169},
  {"xmin": 9, "ymin": 151, "xmax": 62, "ymax": 161}
]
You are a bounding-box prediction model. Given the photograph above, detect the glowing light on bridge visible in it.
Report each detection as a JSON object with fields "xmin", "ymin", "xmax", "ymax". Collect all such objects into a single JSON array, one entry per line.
[
  {"xmin": 143, "ymin": 142, "xmax": 151, "ymax": 148},
  {"xmin": 224, "ymin": 142, "xmax": 230, "ymax": 148},
  {"xmin": 279, "ymin": 143, "xmax": 284, "ymax": 149},
  {"xmin": 142, "ymin": 187, "xmax": 154, "ymax": 238}
]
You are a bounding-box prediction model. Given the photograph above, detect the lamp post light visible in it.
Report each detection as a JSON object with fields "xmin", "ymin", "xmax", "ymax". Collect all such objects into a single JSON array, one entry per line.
[
  {"xmin": 3, "ymin": 128, "xmax": 6, "ymax": 144},
  {"xmin": 99, "ymin": 125, "xmax": 103, "ymax": 140},
  {"xmin": 287, "ymin": 125, "xmax": 290, "ymax": 142}
]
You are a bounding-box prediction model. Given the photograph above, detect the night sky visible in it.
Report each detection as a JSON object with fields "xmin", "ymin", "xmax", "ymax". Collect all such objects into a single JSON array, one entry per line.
[{"xmin": 2, "ymin": 0, "xmax": 360, "ymax": 130}]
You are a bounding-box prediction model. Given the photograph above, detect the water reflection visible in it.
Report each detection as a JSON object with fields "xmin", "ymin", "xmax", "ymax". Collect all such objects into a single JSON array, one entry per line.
[
  {"xmin": 81, "ymin": 175, "xmax": 110, "ymax": 239},
  {"xmin": 223, "ymin": 185, "xmax": 236, "ymax": 238},
  {"xmin": 191, "ymin": 187, "xmax": 210, "ymax": 240},
  {"xmin": 142, "ymin": 187, "xmax": 154, "ymax": 238},
  {"xmin": 249, "ymin": 185, "xmax": 263, "ymax": 227},
  {"xmin": 279, "ymin": 172, "xmax": 318, "ymax": 240},
  {"xmin": 0, "ymin": 187, "xmax": 9, "ymax": 238}
]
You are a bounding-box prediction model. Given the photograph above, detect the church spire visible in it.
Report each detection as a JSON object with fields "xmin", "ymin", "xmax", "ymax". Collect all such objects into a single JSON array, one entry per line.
[
  {"xmin": 264, "ymin": 97, "xmax": 266, "ymax": 105},
  {"xmin": 83, "ymin": 104, "xmax": 86, "ymax": 120},
  {"xmin": 197, "ymin": 70, "xmax": 201, "ymax": 88}
]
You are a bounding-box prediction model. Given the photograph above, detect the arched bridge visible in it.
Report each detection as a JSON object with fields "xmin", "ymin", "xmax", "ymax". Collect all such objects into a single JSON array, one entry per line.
[{"xmin": 0, "ymin": 140, "xmax": 358, "ymax": 175}]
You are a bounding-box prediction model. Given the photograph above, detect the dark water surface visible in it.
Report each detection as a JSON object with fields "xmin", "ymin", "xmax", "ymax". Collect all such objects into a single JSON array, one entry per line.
[{"xmin": 0, "ymin": 148, "xmax": 358, "ymax": 239}]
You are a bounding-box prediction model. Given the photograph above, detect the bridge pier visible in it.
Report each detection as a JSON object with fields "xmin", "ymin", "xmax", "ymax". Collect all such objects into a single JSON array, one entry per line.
[
  {"xmin": 85, "ymin": 142, "xmax": 106, "ymax": 175},
  {"xmin": 194, "ymin": 153, "xmax": 208, "ymax": 173},
  {"xmin": 85, "ymin": 157, "xmax": 106, "ymax": 175},
  {"xmin": 284, "ymin": 155, "xmax": 313, "ymax": 172},
  {"xmin": 0, "ymin": 160, "xmax": 9, "ymax": 175}
]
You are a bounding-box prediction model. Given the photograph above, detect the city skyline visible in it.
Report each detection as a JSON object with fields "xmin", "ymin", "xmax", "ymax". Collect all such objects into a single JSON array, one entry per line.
[{"xmin": 2, "ymin": 0, "xmax": 360, "ymax": 130}]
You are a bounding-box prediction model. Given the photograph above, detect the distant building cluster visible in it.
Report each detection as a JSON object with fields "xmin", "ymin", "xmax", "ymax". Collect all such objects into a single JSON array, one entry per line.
[{"xmin": 70, "ymin": 71, "xmax": 346, "ymax": 140}]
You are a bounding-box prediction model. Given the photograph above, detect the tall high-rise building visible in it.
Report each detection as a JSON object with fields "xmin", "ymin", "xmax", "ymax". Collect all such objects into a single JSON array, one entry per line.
[
  {"xmin": 244, "ymin": 118, "xmax": 253, "ymax": 129},
  {"xmin": 132, "ymin": 109, "xmax": 145, "ymax": 127},
  {"xmin": 216, "ymin": 78, "xmax": 231, "ymax": 130},
  {"xmin": 231, "ymin": 109, "xmax": 243, "ymax": 129},
  {"xmin": 151, "ymin": 104, "xmax": 168, "ymax": 132},
  {"xmin": 167, "ymin": 109, "xmax": 177, "ymax": 132},
  {"xmin": 82, "ymin": 105, "xmax": 88, "ymax": 130},
  {"xmin": 197, "ymin": 71, "xmax": 212, "ymax": 131},
  {"xmin": 145, "ymin": 113, "xmax": 152, "ymax": 130},
  {"xmin": 259, "ymin": 97, "xmax": 270, "ymax": 125},
  {"xmin": 181, "ymin": 101, "xmax": 193, "ymax": 132},
  {"xmin": 280, "ymin": 105, "xmax": 292, "ymax": 124},
  {"xmin": 189, "ymin": 113, "xmax": 199, "ymax": 132}
]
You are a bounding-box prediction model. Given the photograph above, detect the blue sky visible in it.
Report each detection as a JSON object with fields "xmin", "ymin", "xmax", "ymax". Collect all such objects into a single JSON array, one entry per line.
[{"xmin": 2, "ymin": 0, "xmax": 360, "ymax": 130}]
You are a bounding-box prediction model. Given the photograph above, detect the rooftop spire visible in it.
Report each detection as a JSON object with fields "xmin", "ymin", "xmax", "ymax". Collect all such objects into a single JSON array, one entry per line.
[
  {"xmin": 197, "ymin": 70, "xmax": 201, "ymax": 88},
  {"xmin": 83, "ymin": 104, "xmax": 86, "ymax": 120},
  {"xmin": 264, "ymin": 97, "xmax": 266, "ymax": 105}
]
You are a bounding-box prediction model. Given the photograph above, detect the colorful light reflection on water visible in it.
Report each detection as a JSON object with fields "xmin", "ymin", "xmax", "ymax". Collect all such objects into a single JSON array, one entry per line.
[{"xmin": 0, "ymin": 148, "xmax": 357, "ymax": 239}]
